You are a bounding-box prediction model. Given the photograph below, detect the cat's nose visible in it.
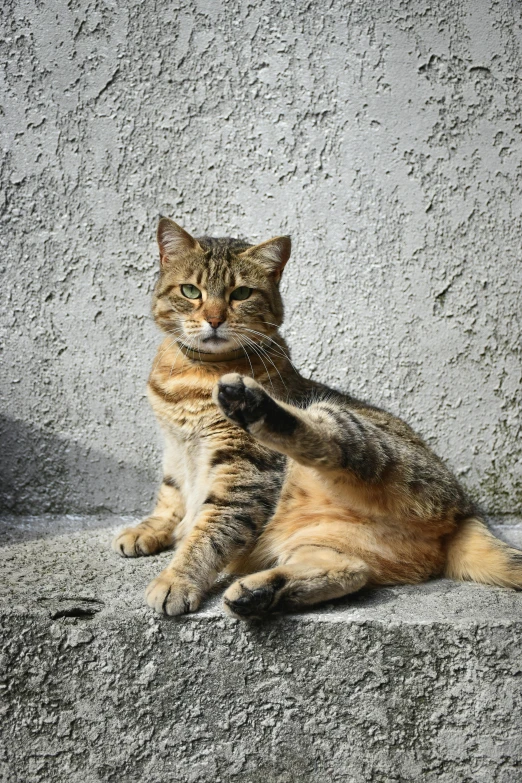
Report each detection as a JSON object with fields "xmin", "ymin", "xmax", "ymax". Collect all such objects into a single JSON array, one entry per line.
[{"xmin": 206, "ymin": 316, "xmax": 225, "ymax": 330}]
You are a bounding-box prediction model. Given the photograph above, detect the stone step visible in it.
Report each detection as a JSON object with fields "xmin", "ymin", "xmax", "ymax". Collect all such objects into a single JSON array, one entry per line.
[{"xmin": 1, "ymin": 515, "xmax": 522, "ymax": 783}]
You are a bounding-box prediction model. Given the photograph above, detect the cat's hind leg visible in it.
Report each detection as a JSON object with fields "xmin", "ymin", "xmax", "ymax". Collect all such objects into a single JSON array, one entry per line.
[
  {"xmin": 223, "ymin": 546, "xmax": 369, "ymax": 619},
  {"xmin": 112, "ymin": 478, "xmax": 184, "ymax": 557}
]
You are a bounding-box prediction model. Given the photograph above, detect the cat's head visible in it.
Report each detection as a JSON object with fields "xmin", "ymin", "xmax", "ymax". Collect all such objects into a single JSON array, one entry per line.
[{"xmin": 152, "ymin": 218, "xmax": 291, "ymax": 355}]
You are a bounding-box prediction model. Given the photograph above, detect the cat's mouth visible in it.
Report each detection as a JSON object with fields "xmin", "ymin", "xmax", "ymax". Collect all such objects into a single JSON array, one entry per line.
[{"xmin": 199, "ymin": 335, "xmax": 233, "ymax": 352}]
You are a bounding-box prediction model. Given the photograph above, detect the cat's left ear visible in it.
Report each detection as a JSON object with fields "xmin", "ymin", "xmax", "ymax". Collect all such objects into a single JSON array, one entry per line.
[{"xmin": 238, "ymin": 236, "xmax": 291, "ymax": 282}]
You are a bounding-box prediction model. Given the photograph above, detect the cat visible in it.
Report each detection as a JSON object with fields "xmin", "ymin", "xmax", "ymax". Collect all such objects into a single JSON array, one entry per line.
[{"xmin": 112, "ymin": 218, "xmax": 522, "ymax": 619}]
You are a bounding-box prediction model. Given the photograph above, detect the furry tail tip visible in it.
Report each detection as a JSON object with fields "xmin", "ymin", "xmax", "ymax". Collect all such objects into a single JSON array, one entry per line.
[{"xmin": 445, "ymin": 516, "xmax": 522, "ymax": 589}]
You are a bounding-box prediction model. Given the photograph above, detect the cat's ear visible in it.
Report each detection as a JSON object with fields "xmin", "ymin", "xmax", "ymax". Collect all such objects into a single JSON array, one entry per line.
[
  {"xmin": 157, "ymin": 217, "xmax": 202, "ymax": 268},
  {"xmin": 239, "ymin": 236, "xmax": 291, "ymax": 282}
]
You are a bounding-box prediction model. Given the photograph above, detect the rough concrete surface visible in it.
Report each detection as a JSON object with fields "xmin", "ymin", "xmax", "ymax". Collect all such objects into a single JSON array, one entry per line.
[
  {"xmin": 1, "ymin": 0, "xmax": 522, "ymax": 516},
  {"xmin": 1, "ymin": 515, "xmax": 522, "ymax": 782}
]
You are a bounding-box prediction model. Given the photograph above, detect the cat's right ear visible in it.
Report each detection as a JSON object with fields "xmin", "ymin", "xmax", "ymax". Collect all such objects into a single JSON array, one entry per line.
[
  {"xmin": 157, "ymin": 218, "xmax": 202, "ymax": 268},
  {"xmin": 238, "ymin": 236, "xmax": 291, "ymax": 283}
]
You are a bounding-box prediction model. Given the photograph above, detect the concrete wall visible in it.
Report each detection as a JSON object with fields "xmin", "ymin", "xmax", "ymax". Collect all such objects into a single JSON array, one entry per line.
[{"xmin": 1, "ymin": 0, "xmax": 521, "ymax": 516}]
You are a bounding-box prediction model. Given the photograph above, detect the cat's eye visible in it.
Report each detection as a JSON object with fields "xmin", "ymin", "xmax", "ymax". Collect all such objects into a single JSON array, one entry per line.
[
  {"xmin": 181, "ymin": 284, "xmax": 202, "ymax": 299},
  {"xmin": 230, "ymin": 286, "xmax": 252, "ymax": 301}
]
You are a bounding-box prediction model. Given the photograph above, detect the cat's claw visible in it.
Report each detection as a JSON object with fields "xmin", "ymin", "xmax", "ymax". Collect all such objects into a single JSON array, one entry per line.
[
  {"xmin": 213, "ymin": 373, "xmax": 270, "ymax": 430},
  {"xmin": 145, "ymin": 569, "xmax": 202, "ymax": 616}
]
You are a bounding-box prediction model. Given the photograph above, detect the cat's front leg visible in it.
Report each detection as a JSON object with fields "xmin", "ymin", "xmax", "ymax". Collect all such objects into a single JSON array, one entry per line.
[
  {"xmin": 145, "ymin": 567, "xmax": 203, "ymax": 615},
  {"xmin": 145, "ymin": 510, "xmax": 255, "ymax": 616},
  {"xmin": 214, "ymin": 374, "xmax": 392, "ymax": 480},
  {"xmin": 213, "ymin": 373, "xmax": 296, "ymax": 434},
  {"xmin": 112, "ymin": 477, "xmax": 184, "ymax": 557},
  {"xmin": 145, "ymin": 469, "xmax": 269, "ymax": 615}
]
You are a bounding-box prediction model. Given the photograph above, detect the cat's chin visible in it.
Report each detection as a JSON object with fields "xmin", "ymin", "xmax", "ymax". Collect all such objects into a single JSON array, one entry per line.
[{"xmin": 198, "ymin": 337, "xmax": 234, "ymax": 354}]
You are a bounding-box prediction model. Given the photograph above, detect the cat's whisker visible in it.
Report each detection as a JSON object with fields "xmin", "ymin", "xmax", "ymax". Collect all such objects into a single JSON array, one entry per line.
[
  {"xmin": 186, "ymin": 333, "xmax": 204, "ymax": 365},
  {"xmin": 238, "ymin": 326, "xmax": 283, "ymax": 351},
  {"xmin": 165, "ymin": 328, "xmax": 192, "ymax": 377},
  {"xmin": 238, "ymin": 327, "xmax": 300, "ymax": 376},
  {"xmin": 236, "ymin": 333, "xmax": 277, "ymax": 394},
  {"xmin": 235, "ymin": 332, "xmax": 290, "ymax": 399},
  {"xmin": 250, "ymin": 318, "xmax": 282, "ymax": 329},
  {"xmin": 246, "ymin": 319, "xmax": 297, "ymax": 358},
  {"xmin": 250, "ymin": 339, "xmax": 294, "ymax": 368},
  {"xmin": 151, "ymin": 332, "xmax": 185, "ymax": 373},
  {"xmin": 235, "ymin": 332, "xmax": 274, "ymax": 391},
  {"xmin": 230, "ymin": 333, "xmax": 256, "ymax": 381},
  {"xmin": 254, "ymin": 342, "xmax": 289, "ymax": 396},
  {"xmin": 168, "ymin": 327, "xmax": 208, "ymax": 367},
  {"xmin": 191, "ymin": 334, "xmax": 204, "ymax": 364},
  {"xmin": 167, "ymin": 347, "xmax": 182, "ymax": 378},
  {"xmin": 235, "ymin": 331, "xmax": 268, "ymax": 374},
  {"xmin": 241, "ymin": 325, "xmax": 291, "ymax": 355},
  {"xmin": 236, "ymin": 328, "xmax": 288, "ymax": 370},
  {"xmin": 151, "ymin": 338, "xmax": 175, "ymax": 371}
]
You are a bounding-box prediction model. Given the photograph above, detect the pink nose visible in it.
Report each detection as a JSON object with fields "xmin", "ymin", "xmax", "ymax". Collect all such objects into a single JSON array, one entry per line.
[{"xmin": 207, "ymin": 317, "xmax": 224, "ymax": 329}]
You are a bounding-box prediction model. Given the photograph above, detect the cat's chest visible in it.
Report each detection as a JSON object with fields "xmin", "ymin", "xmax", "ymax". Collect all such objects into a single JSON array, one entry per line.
[
  {"xmin": 161, "ymin": 420, "xmax": 228, "ymax": 536},
  {"xmin": 162, "ymin": 424, "xmax": 209, "ymax": 489},
  {"xmin": 149, "ymin": 368, "xmax": 230, "ymax": 501},
  {"xmin": 147, "ymin": 361, "xmax": 222, "ymax": 444}
]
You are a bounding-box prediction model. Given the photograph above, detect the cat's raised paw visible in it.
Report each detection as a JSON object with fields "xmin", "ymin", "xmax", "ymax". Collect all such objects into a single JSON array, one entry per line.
[
  {"xmin": 213, "ymin": 373, "xmax": 270, "ymax": 430},
  {"xmin": 145, "ymin": 569, "xmax": 202, "ymax": 616},
  {"xmin": 112, "ymin": 523, "xmax": 172, "ymax": 557}
]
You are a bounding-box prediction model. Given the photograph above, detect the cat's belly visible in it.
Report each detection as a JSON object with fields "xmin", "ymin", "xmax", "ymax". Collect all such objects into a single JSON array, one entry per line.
[{"xmin": 247, "ymin": 462, "xmax": 451, "ymax": 581}]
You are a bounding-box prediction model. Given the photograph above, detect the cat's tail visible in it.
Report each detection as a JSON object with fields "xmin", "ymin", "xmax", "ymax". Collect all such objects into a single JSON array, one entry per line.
[{"xmin": 445, "ymin": 516, "xmax": 522, "ymax": 589}]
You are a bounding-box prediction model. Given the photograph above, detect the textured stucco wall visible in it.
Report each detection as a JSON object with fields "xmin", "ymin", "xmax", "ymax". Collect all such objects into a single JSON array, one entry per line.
[{"xmin": 1, "ymin": 0, "xmax": 521, "ymax": 515}]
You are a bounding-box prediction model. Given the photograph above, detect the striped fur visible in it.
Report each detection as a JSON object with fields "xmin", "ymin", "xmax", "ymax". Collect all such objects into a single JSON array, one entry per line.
[{"xmin": 112, "ymin": 219, "xmax": 522, "ymax": 618}]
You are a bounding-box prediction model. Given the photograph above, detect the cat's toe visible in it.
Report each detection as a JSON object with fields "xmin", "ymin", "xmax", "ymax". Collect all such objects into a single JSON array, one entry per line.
[
  {"xmin": 112, "ymin": 525, "xmax": 172, "ymax": 557},
  {"xmin": 145, "ymin": 570, "xmax": 202, "ymax": 616},
  {"xmin": 214, "ymin": 374, "xmax": 269, "ymax": 429},
  {"xmin": 223, "ymin": 580, "xmax": 277, "ymax": 619},
  {"xmin": 214, "ymin": 373, "xmax": 246, "ymax": 415},
  {"xmin": 217, "ymin": 372, "xmax": 244, "ymax": 399}
]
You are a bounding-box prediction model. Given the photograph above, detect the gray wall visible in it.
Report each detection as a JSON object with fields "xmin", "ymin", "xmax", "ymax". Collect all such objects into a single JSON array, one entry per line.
[{"xmin": 1, "ymin": 0, "xmax": 521, "ymax": 516}]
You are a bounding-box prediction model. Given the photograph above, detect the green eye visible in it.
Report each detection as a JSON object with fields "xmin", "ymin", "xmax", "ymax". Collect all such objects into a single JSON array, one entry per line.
[
  {"xmin": 230, "ymin": 286, "xmax": 252, "ymax": 301},
  {"xmin": 181, "ymin": 284, "xmax": 202, "ymax": 299}
]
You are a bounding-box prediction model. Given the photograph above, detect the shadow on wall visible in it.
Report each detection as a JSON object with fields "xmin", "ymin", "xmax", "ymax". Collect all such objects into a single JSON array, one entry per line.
[{"xmin": 0, "ymin": 415, "xmax": 157, "ymax": 516}]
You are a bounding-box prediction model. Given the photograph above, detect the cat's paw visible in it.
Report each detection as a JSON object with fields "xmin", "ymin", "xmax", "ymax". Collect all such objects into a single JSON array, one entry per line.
[
  {"xmin": 223, "ymin": 573, "xmax": 287, "ymax": 620},
  {"xmin": 112, "ymin": 522, "xmax": 172, "ymax": 557},
  {"xmin": 213, "ymin": 373, "xmax": 270, "ymax": 430},
  {"xmin": 145, "ymin": 569, "xmax": 202, "ymax": 616}
]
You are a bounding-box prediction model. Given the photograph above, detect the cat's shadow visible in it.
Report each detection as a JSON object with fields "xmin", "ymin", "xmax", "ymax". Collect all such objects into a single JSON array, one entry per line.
[{"xmin": 0, "ymin": 414, "xmax": 156, "ymax": 523}]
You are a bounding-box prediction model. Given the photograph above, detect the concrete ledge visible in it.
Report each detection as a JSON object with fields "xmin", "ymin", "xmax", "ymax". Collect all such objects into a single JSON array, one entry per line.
[{"xmin": 1, "ymin": 516, "xmax": 522, "ymax": 783}]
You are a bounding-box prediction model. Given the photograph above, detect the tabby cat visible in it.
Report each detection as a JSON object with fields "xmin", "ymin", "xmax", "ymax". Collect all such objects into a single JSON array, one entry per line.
[{"xmin": 112, "ymin": 218, "xmax": 522, "ymax": 618}]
